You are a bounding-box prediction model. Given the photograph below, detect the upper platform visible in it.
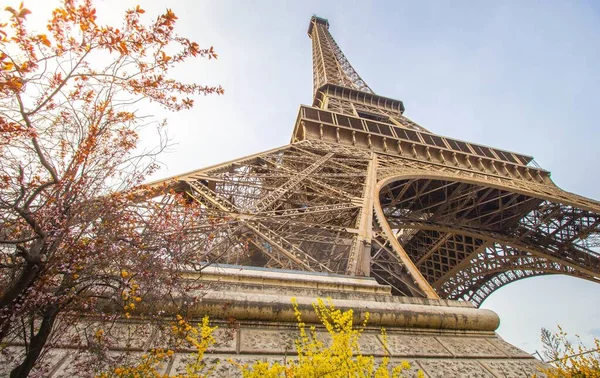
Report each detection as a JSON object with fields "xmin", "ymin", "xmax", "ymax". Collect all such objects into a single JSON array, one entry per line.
[{"xmin": 307, "ymin": 15, "xmax": 329, "ymax": 36}]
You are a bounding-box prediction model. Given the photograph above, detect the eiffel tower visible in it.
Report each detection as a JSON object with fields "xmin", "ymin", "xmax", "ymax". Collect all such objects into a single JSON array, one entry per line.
[
  {"xmin": 156, "ymin": 15, "xmax": 600, "ymax": 307},
  {"xmin": 6, "ymin": 15, "xmax": 600, "ymax": 377}
]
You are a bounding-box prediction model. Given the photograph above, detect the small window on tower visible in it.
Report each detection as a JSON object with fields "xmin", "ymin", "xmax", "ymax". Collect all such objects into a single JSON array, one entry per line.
[{"xmin": 357, "ymin": 111, "xmax": 390, "ymax": 123}]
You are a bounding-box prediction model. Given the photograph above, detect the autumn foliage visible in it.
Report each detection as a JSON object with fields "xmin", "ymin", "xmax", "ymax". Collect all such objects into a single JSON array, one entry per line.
[{"xmin": 0, "ymin": 1, "xmax": 221, "ymax": 376}]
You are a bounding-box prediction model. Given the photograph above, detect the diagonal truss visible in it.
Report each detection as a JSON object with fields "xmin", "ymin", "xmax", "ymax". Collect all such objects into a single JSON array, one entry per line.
[{"xmin": 160, "ymin": 142, "xmax": 368, "ymax": 275}]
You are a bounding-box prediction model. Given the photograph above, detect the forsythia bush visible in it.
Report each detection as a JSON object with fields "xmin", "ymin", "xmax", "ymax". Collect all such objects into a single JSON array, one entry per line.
[
  {"xmin": 97, "ymin": 298, "xmax": 420, "ymax": 377},
  {"xmin": 97, "ymin": 315, "xmax": 217, "ymax": 378},
  {"xmin": 537, "ymin": 326, "xmax": 600, "ymax": 378},
  {"xmin": 235, "ymin": 298, "xmax": 419, "ymax": 378}
]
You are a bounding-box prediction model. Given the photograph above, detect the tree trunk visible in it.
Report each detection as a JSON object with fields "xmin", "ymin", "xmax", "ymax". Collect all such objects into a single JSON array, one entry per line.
[
  {"xmin": 0, "ymin": 261, "xmax": 41, "ymax": 311},
  {"xmin": 0, "ymin": 261, "xmax": 41, "ymax": 343},
  {"xmin": 10, "ymin": 306, "xmax": 58, "ymax": 378}
]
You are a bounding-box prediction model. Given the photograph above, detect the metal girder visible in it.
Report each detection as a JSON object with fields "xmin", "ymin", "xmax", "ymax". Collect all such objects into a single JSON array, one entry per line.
[
  {"xmin": 346, "ymin": 154, "xmax": 377, "ymax": 275},
  {"xmin": 379, "ymin": 176, "xmax": 600, "ymax": 305},
  {"xmin": 251, "ymin": 152, "xmax": 334, "ymax": 211},
  {"xmin": 245, "ymin": 221, "xmax": 332, "ymax": 272},
  {"xmin": 437, "ymin": 243, "xmax": 598, "ymax": 306},
  {"xmin": 370, "ymin": 234, "xmax": 426, "ymax": 297},
  {"xmin": 387, "ymin": 217, "xmax": 600, "ymax": 277}
]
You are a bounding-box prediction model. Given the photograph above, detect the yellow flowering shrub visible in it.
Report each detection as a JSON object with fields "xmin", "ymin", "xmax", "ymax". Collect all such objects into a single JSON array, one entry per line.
[
  {"xmin": 97, "ymin": 349, "xmax": 173, "ymax": 378},
  {"xmin": 96, "ymin": 315, "xmax": 217, "ymax": 378},
  {"xmin": 120, "ymin": 275, "xmax": 141, "ymax": 319},
  {"xmin": 537, "ymin": 326, "xmax": 600, "ymax": 378},
  {"xmin": 235, "ymin": 298, "xmax": 422, "ymax": 378},
  {"xmin": 171, "ymin": 315, "xmax": 218, "ymax": 377}
]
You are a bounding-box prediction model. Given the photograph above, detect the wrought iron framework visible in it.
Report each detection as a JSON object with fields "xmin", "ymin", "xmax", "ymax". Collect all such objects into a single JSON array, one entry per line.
[{"xmin": 152, "ymin": 16, "xmax": 600, "ymax": 306}]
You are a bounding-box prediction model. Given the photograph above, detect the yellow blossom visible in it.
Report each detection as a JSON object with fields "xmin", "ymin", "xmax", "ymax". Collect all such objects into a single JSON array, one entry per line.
[{"xmin": 98, "ymin": 299, "xmax": 423, "ymax": 378}]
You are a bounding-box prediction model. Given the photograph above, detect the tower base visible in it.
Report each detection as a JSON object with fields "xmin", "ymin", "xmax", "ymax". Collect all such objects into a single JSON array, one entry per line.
[{"xmin": 1, "ymin": 266, "xmax": 547, "ymax": 377}]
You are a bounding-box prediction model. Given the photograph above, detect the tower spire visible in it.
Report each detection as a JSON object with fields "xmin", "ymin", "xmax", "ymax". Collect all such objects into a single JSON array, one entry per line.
[
  {"xmin": 306, "ymin": 16, "xmax": 428, "ymax": 131},
  {"xmin": 308, "ymin": 16, "xmax": 373, "ymax": 96}
]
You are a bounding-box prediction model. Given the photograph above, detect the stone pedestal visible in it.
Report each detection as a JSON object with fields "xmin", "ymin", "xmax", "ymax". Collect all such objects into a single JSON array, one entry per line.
[{"xmin": 1, "ymin": 266, "xmax": 547, "ymax": 377}]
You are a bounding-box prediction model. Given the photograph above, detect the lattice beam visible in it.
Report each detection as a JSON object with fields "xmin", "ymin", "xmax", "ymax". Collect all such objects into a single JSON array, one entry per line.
[{"xmin": 379, "ymin": 176, "xmax": 600, "ymax": 305}]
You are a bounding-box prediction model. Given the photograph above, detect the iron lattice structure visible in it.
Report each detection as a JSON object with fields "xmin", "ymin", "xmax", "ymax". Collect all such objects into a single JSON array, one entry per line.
[{"xmin": 154, "ymin": 16, "xmax": 600, "ymax": 306}]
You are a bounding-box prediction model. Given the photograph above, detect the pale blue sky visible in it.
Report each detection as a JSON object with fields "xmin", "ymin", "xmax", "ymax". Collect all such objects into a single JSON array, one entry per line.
[{"xmin": 15, "ymin": 0, "xmax": 600, "ymax": 356}]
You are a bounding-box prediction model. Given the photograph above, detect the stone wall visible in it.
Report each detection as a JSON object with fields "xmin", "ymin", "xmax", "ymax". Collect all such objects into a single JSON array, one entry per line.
[{"xmin": 0, "ymin": 266, "xmax": 547, "ymax": 377}]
